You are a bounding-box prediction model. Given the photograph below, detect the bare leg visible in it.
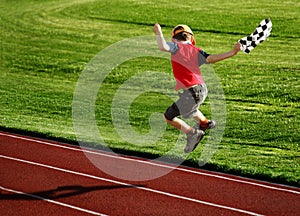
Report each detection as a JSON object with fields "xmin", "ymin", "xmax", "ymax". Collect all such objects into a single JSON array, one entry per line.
[
  {"xmin": 193, "ymin": 110, "xmax": 207, "ymax": 124},
  {"xmin": 164, "ymin": 117, "xmax": 192, "ymax": 134},
  {"xmin": 193, "ymin": 110, "xmax": 216, "ymax": 130}
]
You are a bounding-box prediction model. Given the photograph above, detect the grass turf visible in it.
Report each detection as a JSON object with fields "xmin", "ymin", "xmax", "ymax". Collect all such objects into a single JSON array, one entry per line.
[{"xmin": 0, "ymin": 0, "xmax": 299, "ymax": 186}]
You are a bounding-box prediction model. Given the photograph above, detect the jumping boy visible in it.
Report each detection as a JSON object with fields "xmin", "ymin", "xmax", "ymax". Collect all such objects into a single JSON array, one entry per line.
[{"xmin": 153, "ymin": 23, "xmax": 241, "ymax": 153}]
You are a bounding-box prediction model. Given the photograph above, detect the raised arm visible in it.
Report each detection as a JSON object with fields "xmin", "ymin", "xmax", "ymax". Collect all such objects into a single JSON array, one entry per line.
[
  {"xmin": 153, "ymin": 23, "xmax": 170, "ymax": 52},
  {"xmin": 206, "ymin": 42, "xmax": 241, "ymax": 63}
]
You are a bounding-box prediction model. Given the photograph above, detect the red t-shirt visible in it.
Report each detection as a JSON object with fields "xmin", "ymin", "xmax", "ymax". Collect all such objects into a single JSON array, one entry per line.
[{"xmin": 168, "ymin": 41, "xmax": 209, "ymax": 90}]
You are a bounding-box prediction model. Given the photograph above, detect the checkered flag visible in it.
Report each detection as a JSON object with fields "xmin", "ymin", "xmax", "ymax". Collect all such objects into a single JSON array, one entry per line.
[{"xmin": 239, "ymin": 17, "xmax": 272, "ymax": 54}]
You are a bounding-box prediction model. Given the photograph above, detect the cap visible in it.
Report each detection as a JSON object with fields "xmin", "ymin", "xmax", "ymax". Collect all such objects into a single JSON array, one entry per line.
[{"xmin": 171, "ymin": 24, "xmax": 194, "ymax": 37}]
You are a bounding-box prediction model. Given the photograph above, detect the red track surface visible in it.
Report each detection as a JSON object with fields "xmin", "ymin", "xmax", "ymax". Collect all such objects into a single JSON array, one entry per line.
[{"xmin": 1, "ymin": 132, "xmax": 299, "ymax": 216}]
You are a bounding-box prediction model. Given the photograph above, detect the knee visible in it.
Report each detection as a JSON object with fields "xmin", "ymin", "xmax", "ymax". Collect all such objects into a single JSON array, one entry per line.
[
  {"xmin": 164, "ymin": 115, "xmax": 173, "ymax": 123},
  {"xmin": 164, "ymin": 104, "xmax": 179, "ymax": 121},
  {"xmin": 164, "ymin": 112, "xmax": 175, "ymax": 122}
]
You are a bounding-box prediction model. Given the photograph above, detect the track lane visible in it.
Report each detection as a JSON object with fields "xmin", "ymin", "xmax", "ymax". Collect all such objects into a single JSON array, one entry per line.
[
  {"xmin": 0, "ymin": 186, "xmax": 106, "ymax": 216},
  {"xmin": 1, "ymin": 132, "xmax": 299, "ymax": 215},
  {"xmin": 1, "ymin": 155, "xmax": 246, "ymax": 216}
]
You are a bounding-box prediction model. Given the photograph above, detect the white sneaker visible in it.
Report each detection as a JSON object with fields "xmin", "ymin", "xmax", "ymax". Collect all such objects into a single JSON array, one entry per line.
[{"xmin": 184, "ymin": 129, "xmax": 205, "ymax": 153}]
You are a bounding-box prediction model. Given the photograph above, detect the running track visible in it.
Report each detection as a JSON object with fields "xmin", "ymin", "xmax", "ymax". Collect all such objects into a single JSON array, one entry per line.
[{"xmin": 0, "ymin": 132, "xmax": 299, "ymax": 215}]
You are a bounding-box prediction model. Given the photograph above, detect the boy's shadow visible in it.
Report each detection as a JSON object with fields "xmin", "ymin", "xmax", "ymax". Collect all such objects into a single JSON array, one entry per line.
[{"xmin": 1, "ymin": 184, "xmax": 144, "ymax": 200}]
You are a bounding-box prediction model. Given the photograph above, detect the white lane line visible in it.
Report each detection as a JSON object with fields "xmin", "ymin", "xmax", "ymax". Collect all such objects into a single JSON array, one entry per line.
[
  {"xmin": 1, "ymin": 132, "xmax": 299, "ymax": 195},
  {"xmin": 1, "ymin": 154, "xmax": 263, "ymax": 216},
  {"xmin": 0, "ymin": 186, "xmax": 107, "ymax": 216}
]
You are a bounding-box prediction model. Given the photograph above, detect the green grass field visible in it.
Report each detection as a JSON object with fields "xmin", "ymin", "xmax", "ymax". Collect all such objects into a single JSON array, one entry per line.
[{"xmin": 0, "ymin": 0, "xmax": 299, "ymax": 186}]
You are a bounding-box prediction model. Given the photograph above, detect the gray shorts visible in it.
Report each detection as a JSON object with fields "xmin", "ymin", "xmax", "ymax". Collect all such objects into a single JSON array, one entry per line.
[{"xmin": 164, "ymin": 84, "xmax": 208, "ymax": 120}]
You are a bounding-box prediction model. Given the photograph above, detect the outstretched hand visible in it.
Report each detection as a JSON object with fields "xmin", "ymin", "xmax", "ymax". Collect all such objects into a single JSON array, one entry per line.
[
  {"xmin": 153, "ymin": 23, "xmax": 163, "ymax": 35},
  {"xmin": 233, "ymin": 42, "xmax": 242, "ymax": 54}
]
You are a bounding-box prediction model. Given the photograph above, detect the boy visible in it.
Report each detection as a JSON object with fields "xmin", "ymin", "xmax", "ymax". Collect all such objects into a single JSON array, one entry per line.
[{"xmin": 153, "ymin": 23, "xmax": 241, "ymax": 153}]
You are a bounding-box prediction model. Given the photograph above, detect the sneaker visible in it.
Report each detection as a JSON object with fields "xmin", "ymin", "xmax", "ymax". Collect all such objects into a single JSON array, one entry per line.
[
  {"xmin": 195, "ymin": 120, "xmax": 216, "ymax": 131},
  {"xmin": 184, "ymin": 129, "xmax": 205, "ymax": 153}
]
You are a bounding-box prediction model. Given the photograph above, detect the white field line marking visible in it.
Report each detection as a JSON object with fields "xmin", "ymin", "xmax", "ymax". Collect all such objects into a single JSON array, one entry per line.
[
  {"xmin": 0, "ymin": 154, "xmax": 263, "ymax": 216},
  {"xmin": 0, "ymin": 186, "xmax": 107, "ymax": 216},
  {"xmin": 1, "ymin": 132, "xmax": 299, "ymax": 195}
]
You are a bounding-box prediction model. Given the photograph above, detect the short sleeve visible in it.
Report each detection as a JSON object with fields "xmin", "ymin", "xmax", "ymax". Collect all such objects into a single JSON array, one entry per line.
[
  {"xmin": 166, "ymin": 42, "xmax": 179, "ymax": 54},
  {"xmin": 198, "ymin": 49, "xmax": 210, "ymax": 66}
]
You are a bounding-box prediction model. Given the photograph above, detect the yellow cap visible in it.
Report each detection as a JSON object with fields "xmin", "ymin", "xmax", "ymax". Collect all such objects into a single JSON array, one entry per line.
[{"xmin": 171, "ymin": 24, "xmax": 194, "ymax": 37}]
